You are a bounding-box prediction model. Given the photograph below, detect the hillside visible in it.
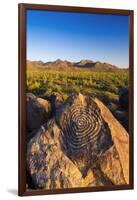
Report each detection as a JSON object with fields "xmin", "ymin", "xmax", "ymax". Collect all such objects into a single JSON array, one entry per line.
[{"xmin": 27, "ymin": 59, "xmax": 127, "ymax": 71}]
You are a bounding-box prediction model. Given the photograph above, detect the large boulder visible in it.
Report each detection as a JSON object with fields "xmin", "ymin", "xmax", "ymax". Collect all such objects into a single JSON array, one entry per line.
[
  {"xmin": 95, "ymin": 98, "xmax": 129, "ymax": 184},
  {"xmin": 27, "ymin": 93, "xmax": 129, "ymax": 189},
  {"xmin": 26, "ymin": 93, "xmax": 51, "ymax": 133},
  {"xmin": 48, "ymin": 92, "xmax": 64, "ymax": 111},
  {"xmin": 113, "ymin": 110, "xmax": 129, "ymax": 132},
  {"xmin": 119, "ymin": 87, "xmax": 129, "ymax": 110},
  {"xmin": 27, "ymin": 123, "xmax": 96, "ymax": 189}
]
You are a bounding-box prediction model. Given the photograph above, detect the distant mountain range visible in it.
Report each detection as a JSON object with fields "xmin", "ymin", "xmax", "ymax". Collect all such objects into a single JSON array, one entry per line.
[{"xmin": 27, "ymin": 59, "xmax": 128, "ymax": 71}]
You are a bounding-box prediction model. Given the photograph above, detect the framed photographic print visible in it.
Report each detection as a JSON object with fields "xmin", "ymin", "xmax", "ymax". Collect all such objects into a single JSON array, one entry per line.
[{"xmin": 18, "ymin": 3, "xmax": 134, "ymax": 196}]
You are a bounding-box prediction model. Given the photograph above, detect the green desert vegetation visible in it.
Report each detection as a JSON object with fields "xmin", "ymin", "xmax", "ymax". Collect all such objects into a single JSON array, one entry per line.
[{"xmin": 26, "ymin": 66, "xmax": 129, "ymax": 106}]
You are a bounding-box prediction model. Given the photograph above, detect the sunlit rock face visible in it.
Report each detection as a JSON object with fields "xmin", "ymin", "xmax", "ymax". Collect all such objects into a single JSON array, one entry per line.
[{"xmin": 27, "ymin": 93, "xmax": 129, "ymax": 190}]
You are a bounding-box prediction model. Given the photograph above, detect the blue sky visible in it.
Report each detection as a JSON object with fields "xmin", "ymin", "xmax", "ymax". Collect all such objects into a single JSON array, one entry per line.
[{"xmin": 27, "ymin": 10, "xmax": 129, "ymax": 68}]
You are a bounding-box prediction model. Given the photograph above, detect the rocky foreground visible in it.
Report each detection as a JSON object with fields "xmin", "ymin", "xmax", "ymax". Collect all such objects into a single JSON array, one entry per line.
[{"xmin": 26, "ymin": 93, "xmax": 129, "ymax": 189}]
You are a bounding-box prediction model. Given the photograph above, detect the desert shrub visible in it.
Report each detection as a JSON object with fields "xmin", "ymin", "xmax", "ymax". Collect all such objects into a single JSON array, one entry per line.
[
  {"xmin": 44, "ymin": 88, "xmax": 53, "ymax": 97},
  {"xmin": 29, "ymin": 81, "xmax": 40, "ymax": 90},
  {"xmin": 27, "ymin": 67, "xmax": 128, "ymax": 106}
]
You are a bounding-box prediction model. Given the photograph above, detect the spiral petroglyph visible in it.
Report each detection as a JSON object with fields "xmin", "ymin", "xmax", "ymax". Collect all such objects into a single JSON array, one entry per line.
[
  {"xmin": 55, "ymin": 93, "xmax": 111, "ymax": 155},
  {"xmin": 64, "ymin": 102, "xmax": 102, "ymax": 149}
]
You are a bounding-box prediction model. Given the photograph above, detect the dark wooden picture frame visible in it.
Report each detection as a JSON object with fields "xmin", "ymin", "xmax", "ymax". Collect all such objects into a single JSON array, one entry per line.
[{"xmin": 18, "ymin": 3, "xmax": 134, "ymax": 196}]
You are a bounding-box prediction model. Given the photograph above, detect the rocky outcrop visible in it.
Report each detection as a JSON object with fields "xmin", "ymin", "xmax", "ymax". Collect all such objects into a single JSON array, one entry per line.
[
  {"xmin": 48, "ymin": 92, "xmax": 64, "ymax": 111},
  {"xmin": 27, "ymin": 122, "xmax": 96, "ymax": 189},
  {"xmin": 108, "ymin": 87, "xmax": 129, "ymax": 131},
  {"xmin": 27, "ymin": 93, "xmax": 129, "ymax": 189},
  {"xmin": 26, "ymin": 93, "xmax": 51, "ymax": 134},
  {"xmin": 119, "ymin": 87, "xmax": 129, "ymax": 110},
  {"xmin": 95, "ymin": 98, "xmax": 129, "ymax": 184}
]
